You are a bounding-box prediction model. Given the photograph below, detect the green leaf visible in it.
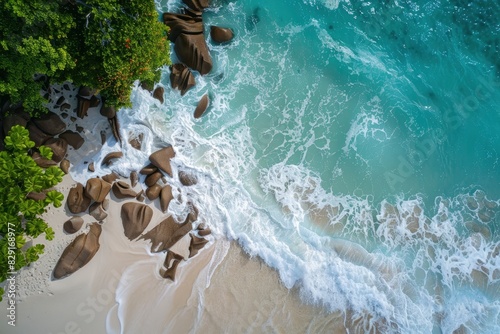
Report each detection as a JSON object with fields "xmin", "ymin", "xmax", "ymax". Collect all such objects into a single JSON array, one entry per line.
[
  {"xmin": 46, "ymin": 190, "xmax": 64, "ymax": 208},
  {"xmin": 39, "ymin": 145, "xmax": 53, "ymax": 160},
  {"xmin": 45, "ymin": 227, "xmax": 55, "ymax": 241}
]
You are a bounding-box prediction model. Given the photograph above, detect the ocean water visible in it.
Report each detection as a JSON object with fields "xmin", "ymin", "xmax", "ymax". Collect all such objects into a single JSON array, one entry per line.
[{"xmin": 83, "ymin": 0, "xmax": 500, "ymax": 332}]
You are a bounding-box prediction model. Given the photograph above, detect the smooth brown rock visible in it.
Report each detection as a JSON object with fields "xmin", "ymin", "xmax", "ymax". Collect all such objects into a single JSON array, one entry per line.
[
  {"xmin": 121, "ymin": 203, "xmax": 153, "ymax": 240},
  {"xmin": 141, "ymin": 216, "xmax": 192, "ymax": 252},
  {"xmin": 182, "ymin": 0, "xmax": 209, "ymax": 11},
  {"xmin": 89, "ymin": 202, "xmax": 108, "ymax": 221},
  {"xmin": 32, "ymin": 112, "xmax": 66, "ymax": 136},
  {"xmin": 140, "ymin": 164, "xmax": 158, "ymax": 175},
  {"xmin": 88, "ymin": 162, "xmax": 95, "ymax": 172},
  {"xmin": 179, "ymin": 171, "xmax": 197, "ymax": 186},
  {"xmin": 198, "ymin": 227, "xmax": 212, "ymax": 237},
  {"xmin": 102, "ymin": 173, "xmax": 119, "ymax": 183},
  {"xmin": 27, "ymin": 191, "xmax": 47, "ymax": 201},
  {"xmin": 85, "ymin": 178, "xmax": 111, "ymax": 203},
  {"xmin": 100, "ymin": 105, "xmax": 116, "ymax": 119},
  {"xmin": 194, "ymin": 94, "xmax": 209, "ymax": 118},
  {"xmin": 32, "ymin": 152, "xmax": 58, "ymax": 168},
  {"xmin": 63, "ymin": 217, "xmax": 84, "ymax": 234},
  {"xmin": 130, "ymin": 171, "xmax": 138, "ymax": 187},
  {"xmin": 160, "ymin": 185, "xmax": 174, "ymax": 212},
  {"xmin": 27, "ymin": 122, "xmax": 51, "ymax": 147},
  {"xmin": 174, "ymin": 33, "xmax": 213, "ymax": 75},
  {"xmin": 67, "ymin": 183, "xmax": 91, "ymax": 214},
  {"xmin": 145, "ymin": 171, "xmax": 162, "ymax": 187},
  {"xmin": 188, "ymin": 234, "xmax": 209, "ymax": 258},
  {"xmin": 170, "ymin": 63, "xmax": 196, "ymax": 96},
  {"xmin": 108, "ymin": 116, "xmax": 121, "ymax": 143},
  {"xmin": 43, "ymin": 138, "xmax": 68, "ymax": 163},
  {"xmin": 153, "ymin": 87, "xmax": 164, "ymax": 104},
  {"xmin": 102, "ymin": 151, "xmax": 123, "ymax": 166},
  {"xmin": 129, "ymin": 133, "xmax": 143, "ymax": 150},
  {"xmin": 59, "ymin": 130, "xmax": 84, "ymax": 150},
  {"xmin": 149, "ymin": 147, "xmax": 175, "ymax": 176},
  {"xmin": 160, "ymin": 251, "xmax": 184, "ymax": 281},
  {"xmin": 77, "ymin": 98, "xmax": 90, "ymax": 118},
  {"xmin": 112, "ymin": 181, "xmax": 137, "ymax": 199},
  {"xmin": 102, "ymin": 198, "xmax": 110, "ymax": 211},
  {"xmin": 187, "ymin": 203, "xmax": 199, "ymax": 222},
  {"xmin": 210, "ymin": 26, "xmax": 234, "ymax": 43},
  {"xmin": 146, "ymin": 184, "xmax": 162, "ymax": 200},
  {"xmin": 53, "ymin": 223, "xmax": 102, "ymax": 279},
  {"xmin": 60, "ymin": 159, "xmax": 70, "ymax": 174}
]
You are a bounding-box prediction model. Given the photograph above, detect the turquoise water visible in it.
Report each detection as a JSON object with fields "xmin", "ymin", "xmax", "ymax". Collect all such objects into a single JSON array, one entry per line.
[{"xmin": 115, "ymin": 0, "xmax": 500, "ymax": 332}]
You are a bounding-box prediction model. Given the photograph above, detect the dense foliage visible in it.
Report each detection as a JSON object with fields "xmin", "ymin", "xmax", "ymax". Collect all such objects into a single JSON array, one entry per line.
[
  {"xmin": 0, "ymin": 0, "xmax": 170, "ymax": 113},
  {"xmin": 0, "ymin": 125, "xmax": 64, "ymax": 299}
]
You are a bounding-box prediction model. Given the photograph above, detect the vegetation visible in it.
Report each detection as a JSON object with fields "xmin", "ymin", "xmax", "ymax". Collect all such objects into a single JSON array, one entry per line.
[
  {"xmin": 0, "ymin": 125, "xmax": 64, "ymax": 300},
  {"xmin": 0, "ymin": 0, "xmax": 170, "ymax": 114}
]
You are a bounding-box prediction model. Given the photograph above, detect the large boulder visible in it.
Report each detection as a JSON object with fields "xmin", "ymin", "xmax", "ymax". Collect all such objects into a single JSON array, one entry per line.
[
  {"xmin": 174, "ymin": 33, "xmax": 212, "ymax": 75},
  {"xmin": 121, "ymin": 203, "xmax": 153, "ymax": 240},
  {"xmin": 32, "ymin": 112, "xmax": 66, "ymax": 136},
  {"xmin": 59, "ymin": 130, "xmax": 85, "ymax": 150},
  {"xmin": 63, "ymin": 217, "xmax": 84, "ymax": 234},
  {"xmin": 160, "ymin": 185, "xmax": 174, "ymax": 212},
  {"xmin": 85, "ymin": 178, "xmax": 112, "ymax": 202},
  {"xmin": 53, "ymin": 223, "xmax": 102, "ymax": 279},
  {"xmin": 112, "ymin": 181, "xmax": 137, "ymax": 199},
  {"xmin": 170, "ymin": 63, "xmax": 196, "ymax": 96},
  {"xmin": 210, "ymin": 26, "xmax": 234, "ymax": 43},
  {"xmin": 43, "ymin": 138, "xmax": 68, "ymax": 163},
  {"xmin": 194, "ymin": 94, "xmax": 209, "ymax": 119},
  {"xmin": 182, "ymin": 0, "xmax": 209, "ymax": 11},
  {"xmin": 67, "ymin": 183, "xmax": 91, "ymax": 214},
  {"xmin": 141, "ymin": 215, "xmax": 192, "ymax": 252},
  {"xmin": 149, "ymin": 146, "xmax": 175, "ymax": 176},
  {"xmin": 27, "ymin": 122, "xmax": 51, "ymax": 147}
]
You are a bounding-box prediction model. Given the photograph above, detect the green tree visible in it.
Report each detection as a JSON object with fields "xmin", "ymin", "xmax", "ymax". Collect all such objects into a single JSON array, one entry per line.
[
  {"xmin": 0, "ymin": 0, "xmax": 170, "ymax": 114},
  {"xmin": 0, "ymin": 125, "xmax": 64, "ymax": 301}
]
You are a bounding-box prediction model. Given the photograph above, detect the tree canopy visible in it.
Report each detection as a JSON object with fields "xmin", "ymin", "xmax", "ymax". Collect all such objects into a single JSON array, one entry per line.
[{"xmin": 0, "ymin": 0, "xmax": 170, "ymax": 113}]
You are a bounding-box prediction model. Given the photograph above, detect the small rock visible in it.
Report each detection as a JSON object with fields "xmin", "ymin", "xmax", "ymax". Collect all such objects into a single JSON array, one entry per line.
[
  {"xmin": 179, "ymin": 171, "xmax": 197, "ymax": 186},
  {"xmin": 102, "ymin": 173, "xmax": 119, "ymax": 183},
  {"xmin": 88, "ymin": 162, "xmax": 95, "ymax": 172},
  {"xmin": 89, "ymin": 202, "xmax": 108, "ymax": 221},
  {"xmin": 60, "ymin": 159, "xmax": 70, "ymax": 174},
  {"xmin": 153, "ymin": 86, "xmax": 164, "ymax": 104},
  {"xmin": 140, "ymin": 164, "xmax": 158, "ymax": 175},
  {"xmin": 63, "ymin": 217, "xmax": 84, "ymax": 234},
  {"xmin": 102, "ymin": 151, "xmax": 123, "ymax": 166},
  {"xmin": 43, "ymin": 138, "xmax": 68, "ymax": 163},
  {"xmin": 160, "ymin": 185, "xmax": 174, "ymax": 212},
  {"xmin": 100, "ymin": 105, "xmax": 116, "ymax": 119},
  {"xmin": 210, "ymin": 26, "xmax": 234, "ymax": 43},
  {"xmin": 130, "ymin": 171, "xmax": 138, "ymax": 187},
  {"xmin": 32, "ymin": 152, "xmax": 57, "ymax": 168},
  {"xmin": 194, "ymin": 94, "xmax": 209, "ymax": 119},
  {"xmin": 59, "ymin": 130, "xmax": 85, "ymax": 150},
  {"xmin": 146, "ymin": 184, "xmax": 162, "ymax": 200},
  {"xmin": 112, "ymin": 181, "xmax": 137, "ymax": 199},
  {"xmin": 188, "ymin": 234, "xmax": 209, "ymax": 258},
  {"xmin": 145, "ymin": 171, "xmax": 163, "ymax": 187}
]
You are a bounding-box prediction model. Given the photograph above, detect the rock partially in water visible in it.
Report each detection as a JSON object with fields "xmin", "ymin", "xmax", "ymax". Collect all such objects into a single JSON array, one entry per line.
[
  {"xmin": 210, "ymin": 26, "xmax": 234, "ymax": 43},
  {"xmin": 102, "ymin": 151, "xmax": 123, "ymax": 166},
  {"xmin": 153, "ymin": 86, "xmax": 164, "ymax": 104},
  {"xmin": 141, "ymin": 215, "xmax": 192, "ymax": 252},
  {"xmin": 179, "ymin": 171, "xmax": 197, "ymax": 186},
  {"xmin": 160, "ymin": 185, "xmax": 174, "ymax": 212},
  {"xmin": 160, "ymin": 250, "xmax": 184, "ymax": 281},
  {"xmin": 194, "ymin": 94, "xmax": 209, "ymax": 119},
  {"xmin": 53, "ymin": 223, "xmax": 102, "ymax": 279},
  {"xmin": 169, "ymin": 63, "xmax": 196, "ymax": 96},
  {"xmin": 188, "ymin": 234, "xmax": 209, "ymax": 258},
  {"xmin": 121, "ymin": 202, "xmax": 153, "ymax": 240},
  {"xmin": 149, "ymin": 146, "xmax": 175, "ymax": 176}
]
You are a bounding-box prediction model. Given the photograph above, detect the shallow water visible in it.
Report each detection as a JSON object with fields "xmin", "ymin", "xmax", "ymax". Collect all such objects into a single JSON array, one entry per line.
[{"xmin": 82, "ymin": 0, "xmax": 500, "ymax": 332}]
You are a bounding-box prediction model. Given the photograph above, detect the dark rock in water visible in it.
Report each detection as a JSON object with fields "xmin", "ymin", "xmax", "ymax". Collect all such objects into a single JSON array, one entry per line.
[
  {"xmin": 89, "ymin": 202, "xmax": 108, "ymax": 221},
  {"xmin": 27, "ymin": 122, "xmax": 51, "ymax": 147},
  {"xmin": 170, "ymin": 63, "xmax": 196, "ymax": 96},
  {"xmin": 27, "ymin": 191, "xmax": 47, "ymax": 201},
  {"xmin": 112, "ymin": 181, "xmax": 137, "ymax": 199},
  {"xmin": 32, "ymin": 112, "xmax": 66, "ymax": 136},
  {"xmin": 175, "ymin": 33, "xmax": 213, "ymax": 75},
  {"xmin": 78, "ymin": 86, "xmax": 96, "ymax": 99},
  {"xmin": 194, "ymin": 94, "xmax": 209, "ymax": 119},
  {"xmin": 210, "ymin": 26, "xmax": 234, "ymax": 43},
  {"xmin": 140, "ymin": 164, "xmax": 158, "ymax": 175},
  {"xmin": 60, "ymin": 103, "xmax": 71, "ymax": 112},
  {"xmin": 108, "ymin": 116, "xmax": 121, "ymax": 143},
  {"xmin": 188, "ymin": 234, "xmax": 209, "ymax": 258},
  {"xmin": 141, "ymin": 215, "xmax": 192, "ymax": 252},
  {"xmin": 160, "ymin": 185, "xmax": 174, "ymax": 212},
  {"xmin": 85, "ymin": 178, "xmax": 111, "ymax": 202},
  {"xmin": 129, "ymin": 133, "xmax": 143, "ymax": 150},
  {"xmin": 77, "ymin": 98, "xmax": 90, "ymax": 118},
  {"xmin": 60, "ymin": 159, "xmax": 70, "ymax": 174},
  {"xmin": 198, "ymin": 226, "xmax": 212, "ymax": 237},
  {"xmin": 43, "ymin": 138, "xmax": 68, "ymax": 162},
  {"xmin": 32, "ymin": 152, "xmax": 58, "ymax": 168},
  {"xmin": 153, "ymin": 86, "xmax": 165, "ymax": 104},
  {"xmin": 63, "ymin": 217, "xmax": 84, "ymax": 234},
  {"xmin": 100, "ymin": 131, "xmax": 106, "ymax": 145},
  {"xmin": 182, "ymin": 0, "xmax": 209, "ymax": 11},
  {"xmin": 187, "ymin": 203, "xmax": 199, "ymax": 222},
  {"xmin": 160, "ymin": 251, "xmax": 184, "ymax": 281},
  {"xmin": 100, "ymin": 105, "xmax": 116, "ymax": 119},
  {"xmin": 121, "ymin": 202, "xmax": 153, "ymax": 240},
  {"xmin": 88, "ymin": 162, "xmax": 95, "ymax": 172},
  {"xmin": 149, "ymin": 146, "xmax": 175, "ymax": 176},
  {"xmin": 67, "ymin": 183, "xmax": 91, "ymax": 214},
  {"xmin": 145, "ymin": 171, "xmax": 162, "ymax": 187},
  {"xmin": 179, "ymin": 171, "xmax": 197, "ymax": 186},
  {"xmin": 102, "ymin": 173, "xmax": 119, "ymax": 183},
  {"xmin": 59, "ymin": 130, "xmax": 84, "ymax": 150},
  {"xmin": 53, "ymin": 223, "xmax": 102, "ymax": 279},
  {"xmin": 146, "ymin": 184, "xmax": 162, "ymax": 200},
  {"xmin": 89, "ymin": 95, "xmax": 100, "ymax": 108},
  {"xmin": 102, "ymin": 151, "xmax": 123, "ymax": 166},
  {"xmin": 130, "ymin": 171, "xmax": 138, "ymax": 187}
]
